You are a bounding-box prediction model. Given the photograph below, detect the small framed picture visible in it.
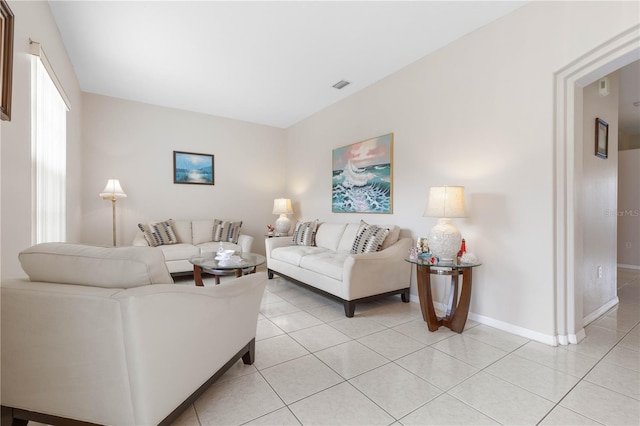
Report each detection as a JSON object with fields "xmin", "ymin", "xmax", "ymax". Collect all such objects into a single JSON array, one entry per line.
[
  {"xmin": 595, "ymin": 118, "xmax": 608, "ymax": 159},
  {"xmin": 173, "ymin": 151, "xmax": 214, "ymax": 185}
]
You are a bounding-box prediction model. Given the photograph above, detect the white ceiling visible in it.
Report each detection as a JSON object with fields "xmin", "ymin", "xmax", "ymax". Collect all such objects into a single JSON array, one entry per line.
[{"xmin": 48, "ymin": 0, "xmax": 528, "ymax": 128}]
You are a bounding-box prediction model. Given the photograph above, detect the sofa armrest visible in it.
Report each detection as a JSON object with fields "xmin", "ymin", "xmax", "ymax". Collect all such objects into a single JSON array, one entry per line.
[
  {"xmin": 132, "ymin": 231, "xmax": 149, "ymax": 247},
  {"xmin": 115, "ymin": 273, "xmax": 267, "ymax": 425},
  {"xmin": 237, "ymin": 234, "xmax": 254, "ymax": 253},
  {"xmin": 265, "ymin": 236, "xmax": 293, "ymax": 261},
  {"xmin": 343, "ymin": 237, "xmax": 412, "ymax": 300}
]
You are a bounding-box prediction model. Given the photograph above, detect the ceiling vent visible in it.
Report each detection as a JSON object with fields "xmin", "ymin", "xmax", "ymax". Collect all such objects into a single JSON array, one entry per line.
[{"xmin": 332, "ymin": 80, "xmax": 351, "ymax": 90}]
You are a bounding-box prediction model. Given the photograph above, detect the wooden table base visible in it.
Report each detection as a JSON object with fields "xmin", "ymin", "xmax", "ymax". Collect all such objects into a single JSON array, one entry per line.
[
  {"xmin": 193, "ymin": 265, "xmax": 243, "ymax": 286},
  {"xmin": 416, "ymin": 265, "xmax": 473, "ymax": 333}
]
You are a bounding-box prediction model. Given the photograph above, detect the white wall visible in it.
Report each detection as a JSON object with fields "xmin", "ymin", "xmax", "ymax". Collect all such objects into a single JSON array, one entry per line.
[
  {"xmin": 581, "ymin": 74, "xmax": 619, "ymax": 320},
  {"xmin": 285, "ymin": 1, "xmax": 639, "ymax": 340},
  {"xmin": 1, "ymin": 0, "xmax": 83, "ymax": 279},
  {"xmin": 618, "ymin": 148, "xmax": 640, "ymax": 267},
  {"xmin": 81, "ymin": 94, "xmax": 286, "ymax": 252}
]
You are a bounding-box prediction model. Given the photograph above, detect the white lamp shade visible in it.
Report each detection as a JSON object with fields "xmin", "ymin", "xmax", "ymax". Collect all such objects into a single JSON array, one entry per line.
[
  {"xmin": 424, "ymin": 186, "xmax": 466, "ymax": 218},
  {"xmin": 272, "ymin": 198, "xmax": 293, "ymax": 215},
  {"xmin": 99, "ymin": 179, "xmax": 127, "ymax": 199}
]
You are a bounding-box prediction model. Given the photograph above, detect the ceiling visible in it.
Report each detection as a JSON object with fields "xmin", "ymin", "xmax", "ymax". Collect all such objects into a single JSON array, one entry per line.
[{"xmin": 48, "ymin": 0, "xmax": 528, "ymax": 128}]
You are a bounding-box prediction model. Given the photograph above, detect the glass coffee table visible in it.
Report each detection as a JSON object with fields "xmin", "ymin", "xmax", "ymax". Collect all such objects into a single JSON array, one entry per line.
[{"xmin": 189, "ymin": 252, "xmax": 266, "ymax": 286}]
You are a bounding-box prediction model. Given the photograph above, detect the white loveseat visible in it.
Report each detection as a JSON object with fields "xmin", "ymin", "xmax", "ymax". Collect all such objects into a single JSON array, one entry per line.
[
  {"xmin": 266, "ymin": 221, "xmax": 412, "ymax": 317},
  {"xmin": 1, "ymin": 243, "xmax": 266, "ymax": 426},
  {"xmin": 133, "ymin": 219, "xmax": 254, "ymax": 274}
]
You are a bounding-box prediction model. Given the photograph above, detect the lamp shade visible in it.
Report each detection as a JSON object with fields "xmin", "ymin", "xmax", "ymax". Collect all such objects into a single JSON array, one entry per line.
[
  {"xmin": 99, "ymin": 179, "xmax": 127, "ymax": 199},
  {"xmin": 272, "ymin": 198, "xmax": 293, "ymax": 215},
  {"xmin": 424, "ymin": 186, "xmax": 466, "ymax": 218}
]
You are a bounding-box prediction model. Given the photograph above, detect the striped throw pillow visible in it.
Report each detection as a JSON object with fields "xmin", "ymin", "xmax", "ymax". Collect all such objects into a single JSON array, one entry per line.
[
  {"xmin": 138, "ymin": 220, "xmax": 179, "ymax": 247},
  {"xmin": 292, "ymin": 220, "xmax": 318, "ymax": 246},
  {"xmin": 212, "ymin": 219, "xmax": 243, "ymax": 244},
  {"xmin": 351, "ymin": 220, "xmax": 390, "ymax": 254}
]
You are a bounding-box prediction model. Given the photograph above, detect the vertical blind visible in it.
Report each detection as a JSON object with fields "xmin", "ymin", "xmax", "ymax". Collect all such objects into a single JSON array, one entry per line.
[{"xmin": 31, "ymin": 42, "xmax": 69, "ymax": 243}]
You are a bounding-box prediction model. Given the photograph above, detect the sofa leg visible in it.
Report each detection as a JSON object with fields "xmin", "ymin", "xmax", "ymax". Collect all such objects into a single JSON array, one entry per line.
[
  {"xmin": 401, "ymin": 288, "xmax": 410, "ymax": 303},
  {"xmin": 242, "ymin": 338, "xmax": 255, "ymax": 365},
  {"xmin": 1, "ymin": 406, "xmax": 27, "ymax": 426},
  {"xmin": 267, "ymin": 269, "xmax": 274, "ymax": 279},
  {"xmin": 344, "ymin": 301, "xmax": 356, "ymax": 318}
]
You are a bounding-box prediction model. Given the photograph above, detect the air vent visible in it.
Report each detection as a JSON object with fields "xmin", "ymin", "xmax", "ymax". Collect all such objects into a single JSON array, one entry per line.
[{"xmin": 332, "ymin": 80, "xmax": 351, "ymax": 90}]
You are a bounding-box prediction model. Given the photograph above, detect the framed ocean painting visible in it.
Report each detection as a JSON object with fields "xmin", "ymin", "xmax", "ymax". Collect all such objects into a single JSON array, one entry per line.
[
  {"xmin": 332, "ymin": 133, "xmax": 393, "ymax": 213},
  {"xmin": 173, "ymin": 151, "xmax": 214, "ymax": 185}
]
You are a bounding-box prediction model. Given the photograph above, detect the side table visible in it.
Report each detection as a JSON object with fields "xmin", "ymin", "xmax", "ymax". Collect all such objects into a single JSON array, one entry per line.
[{"xmin": 405, "ymin": 258, "xmax": 481, "ymax": 333}]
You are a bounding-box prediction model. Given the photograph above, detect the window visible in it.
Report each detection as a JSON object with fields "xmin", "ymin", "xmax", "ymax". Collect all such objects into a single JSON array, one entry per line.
[{"xmin": 31, "ymin": 41, "xmax": 69, "ymax": 243}]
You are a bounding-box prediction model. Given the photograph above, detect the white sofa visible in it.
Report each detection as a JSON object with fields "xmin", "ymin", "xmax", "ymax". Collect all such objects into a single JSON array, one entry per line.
[
  {"xmin": 133, "ymin": 219, "xmax": 254, "ymax": 274},
  {"xmin": 266, "ymin": 221, "xmax": 412, "ymax": 317},
  {"xmin": 1, "ymin": 243, "xmax": 266, "ymax": 426}
]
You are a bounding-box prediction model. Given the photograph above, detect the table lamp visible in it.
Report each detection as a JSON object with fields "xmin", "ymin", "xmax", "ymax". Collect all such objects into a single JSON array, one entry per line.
[
  {"xmin": 100, "ymin": 179, "xmax": 127, "ymax": 246},
  {"xmin": 272, "ymin": 198, "xmax": 293, "ymax": 235},
  {"xmin": 424, "ymin": 186, "xmax": 466, "ymax": 263}
]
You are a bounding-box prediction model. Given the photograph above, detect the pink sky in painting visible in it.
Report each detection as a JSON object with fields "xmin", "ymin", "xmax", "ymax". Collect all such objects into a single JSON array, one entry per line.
[{"xmin": 332, "ymin": 134, "xmax": 392, "ymax": 170}]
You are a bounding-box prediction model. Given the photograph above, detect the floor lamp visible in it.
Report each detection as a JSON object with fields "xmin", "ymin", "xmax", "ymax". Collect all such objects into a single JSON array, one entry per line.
[{"xmin": 99, "ymin": 179, "xmax": 127, "ymax": 246}]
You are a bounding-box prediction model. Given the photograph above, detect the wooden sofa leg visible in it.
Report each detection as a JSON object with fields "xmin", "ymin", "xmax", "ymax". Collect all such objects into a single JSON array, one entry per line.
[
  {"xmin": 344, "ymin": 301, "xmax": 356, "ymax": 318},
  {"xmin": 1, "ymin": 406, "xmax": 27, "ymax": 426},
  {"xmin": 241, "ymin": 338, "xmax": 255, "ymax": 365},
  {"xmin": 401, "ymin": 288, "xmax": 410, "ymax": 303}
]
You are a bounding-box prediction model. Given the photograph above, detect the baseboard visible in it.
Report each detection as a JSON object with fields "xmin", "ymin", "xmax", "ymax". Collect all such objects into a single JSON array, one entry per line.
[
  {"xmin": 410, "ymin": 294, "xmax": 558, "ymax": 345},
  {"xmin": 582, "ymin": 297, "xmax": 619, "ymax": 327},
  {"xmin": 618, "ymin": 263, "xmax": 640, "ymax": 270}
]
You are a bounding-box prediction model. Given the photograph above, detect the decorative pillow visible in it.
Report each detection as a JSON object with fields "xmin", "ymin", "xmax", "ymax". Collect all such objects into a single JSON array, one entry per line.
[
  {"xmin": 351, "ymin": 220, "xmax": 390, "ymax": 254},
  {"xmin": 212, "ymin": 219, "xmax": 243, "ymax": 244},
  {"xmin": 138, "ymin": 220, "xmax": 179, "ymax": 247},
  {"xmin": 292, "ymin": 220, "xmax": 318, "ymax": 246}
]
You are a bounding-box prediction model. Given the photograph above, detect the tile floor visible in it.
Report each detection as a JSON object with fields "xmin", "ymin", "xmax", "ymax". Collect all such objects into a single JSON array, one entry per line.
[{"xmin": 168, "ymin": 268, "xmax": 640, "ymax": 426}]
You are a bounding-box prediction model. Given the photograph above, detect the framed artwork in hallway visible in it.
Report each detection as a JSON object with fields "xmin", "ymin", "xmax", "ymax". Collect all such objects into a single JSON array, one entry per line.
[{"xmin": 173, "ymin": 151, "xmax": 214, "ymax": 185}]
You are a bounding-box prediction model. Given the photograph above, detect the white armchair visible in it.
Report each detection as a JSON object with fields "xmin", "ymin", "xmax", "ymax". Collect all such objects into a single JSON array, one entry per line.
[{"xmin": 1, "ymin": 243, "xmax": 266, "ymax": 426}]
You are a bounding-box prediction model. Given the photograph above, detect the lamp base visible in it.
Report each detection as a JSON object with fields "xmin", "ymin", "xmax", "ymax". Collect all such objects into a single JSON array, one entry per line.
[
  {"xmin": 275, "ymin": 214, "xmax": 291, "ymax": 236},
  {"xmin": 428, "ymin": 218, "xmax": 461, "ymax": 263}
]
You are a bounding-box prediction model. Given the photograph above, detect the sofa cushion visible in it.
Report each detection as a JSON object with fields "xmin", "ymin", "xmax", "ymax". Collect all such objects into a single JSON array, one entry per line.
[
  {"xmin": 171, "ymin": 220, "xmax": 192, "ymax": 244},
  {"xmin": 271, "ymin": 245, "xmax": 326, "ymax": 266},
  {"xmin": 198, "ymin": 241, "xmax": 241, "ymax": 255},
  {"xmin": 157, "ymin": 243, "xmax": 200, "ymax": 262},
  {"xmin": 380, "ymin": 225, "xmax": 401, "ymax": 250},
  {"xmin": 315, "ymin": 223, "xmax": 347, "ymax": 251},
  {"xmin": 138, "ymin": 220, "xmax": 179, "ymax": 247},
  {"xmin": 299, "ymin": 252, "xmax": 349, "ymax": 281},
  {"xmin": 292, "ymin": 220, "xmax": 318, "ymax": 246},
  {"xmin": 351, "ymin": 220, "xmax": 390, "ymax": 254},
  {"xmin": 19, "ymin": 243, "xmax": 173, "ymax": 288},
  {"xmin": 213, "ymin": 219, "xmax": 242, "ymax": 244},
  {"xmin": 336, "ymin": 223, "xmax": 360, "ymax": 252},
  {"xmin": 192, "ymin": 220, "xmax": 214, "ymax": 245}
]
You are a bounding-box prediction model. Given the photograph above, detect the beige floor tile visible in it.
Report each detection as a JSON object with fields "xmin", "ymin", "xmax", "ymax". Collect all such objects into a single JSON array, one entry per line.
[
  {"xmin": 304, "ymin": 302, "xmax": 347, "ymax": 323},
  {"xmin": 349, "ymin": 362, "xmax": 441, "ymax": 419},
  {"xmin": 244, "ymin": 407, "xmax": 301, "ymax": 425},
  {"xmin": 585, "ymin": 360, "xmax": 640, "ymax": 400},
  {"xmin": 328, "ymin": 316, "xmax": 387, "ymax": 339},
  {"xmin": 538, "ymin": 406, "xmax": 601, "ymax": 425},
  {"xmin": 393, "ymin": 318, "xmax": 458, "ymax": 345},
  {"xmin": 359, "ymin": 301, "xmax": 421, "ymax": 327},
  {"xmin": 288, "ymin": 382, "xmax": 394, "ymax": 425},
  {"xmin": 269, "ymin": 310, "xmax": 324, "ymax": 333},
  {"xmin": 256, "ymin": 318, "xmax": 285, "ymax": 341},
  {"xmin": 619, "ymin": 332, "xmax": 640, "ymax": 351},
  {"xmin": 560, "ymin": 380, "xmax": 640, "ymax": 425},
  {"xmin": 602, "ymin": 345, "xmax": 640, "ymax": 372},
  {"xmin": 288, "ymin": 323, "xmax": 351, "ymax": 353},
  {"xmin": 169, "ymin": 404, "xmax": 199, "ymax": 426},
  {"xmin": 485, "ymin": 354, "xmax": 579, "ymax": 402},
  {"xmin": 194, "ymin": 372, "xmax": 284, "ymax": 425},
  {"xmin": 563, "ymin": 324, "xmax": 626, "ymax": 359},
  {"xmin": 462, "ymin": 324, "xmax": 530, "ymax": 352},
  {"xmin": 513, "ymin": 341, "xmax": 599, "ymax": 378},
  {"xmin": 448, "ymin": 372, "xmax": 555, "ymax": 425},
  {"xmin": 399, "ymin": 393, "xmax": 499, "ymax": 425},
  {"xmin": 261, "ymin": 354, "xmax": 344, "ymax": 404},
  {"xmin": 432, "ymin": 335, "xmax": 508, "ymax": 369},
  {"xmin": 357, "ymin": 328, "xmax": 425, "ymax": 360},
  {"xmin": 260, "ymin": 300, "xmax": 301, "ymax": 318},
  {"xmin": 254, "ymin": 334, "xmax": 309, "ymax": 370},
  {"xmin": 396, "ymin": 346, "xmax": 479, "ymax": 391},
  {"xmin": 315, "ymin": 340, "xmax": 389, "ymax": 379}
]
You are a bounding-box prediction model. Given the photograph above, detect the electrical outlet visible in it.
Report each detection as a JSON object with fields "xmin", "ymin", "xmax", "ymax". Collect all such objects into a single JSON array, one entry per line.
[
  {"xmin": 598, "ymin": 266, "xmax": 603, "ymax": 278},
  {"xmin": 626, "ymin": 242, "xmax": 632, "ymax": 249}
]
